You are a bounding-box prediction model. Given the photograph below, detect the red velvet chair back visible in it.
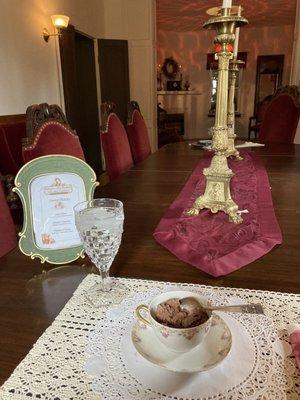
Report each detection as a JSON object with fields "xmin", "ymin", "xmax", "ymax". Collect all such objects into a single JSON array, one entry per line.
[
  {"xmin": 0, "ymin": 122, "xmax": 26, "ymax": 175},
  {"xmin": 100, "ymin": 103, "xmax": 133, "ymax": 180},
  {"xmin": 126, "ymin": 101, "xmax": 151, "ymax": 163},
  {"xmin": 22, "ymin": 120, "xmax": 85, "ymax": 163},
  {"xmin": 259, "ymin": 94, "xmax": 300, "ymax": 143},
  {"xmin": 256, "ymin": 95, "xmax": 273, "ymax": 123},
  {"xmin": 0, "ymin": 181, "xmax": 17, "ymax": 257}
]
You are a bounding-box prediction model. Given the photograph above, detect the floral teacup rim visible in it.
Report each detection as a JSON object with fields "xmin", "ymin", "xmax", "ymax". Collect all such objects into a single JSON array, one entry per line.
[{"xmin": 135, "ymin": 290, "xmax": 213, "ymax": 353}]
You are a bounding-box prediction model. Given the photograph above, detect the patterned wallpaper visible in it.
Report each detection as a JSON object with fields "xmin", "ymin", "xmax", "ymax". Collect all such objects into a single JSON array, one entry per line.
[{"xmin": 156, "ymin": 0, "xmax": 297, "ymax": 31}]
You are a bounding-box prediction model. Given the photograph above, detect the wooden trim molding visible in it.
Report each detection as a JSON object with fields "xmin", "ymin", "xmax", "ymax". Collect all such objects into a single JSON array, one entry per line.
[
  {"xmin": 25, "ymin": 103, "xmax": 69, "ymax": 145},
  {"xmin": 0, "ymin": 114, "xmax": 26, "ymax": 124}
]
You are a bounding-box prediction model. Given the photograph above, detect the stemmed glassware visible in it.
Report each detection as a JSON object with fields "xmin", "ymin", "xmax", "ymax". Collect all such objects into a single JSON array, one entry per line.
[{"xmin": 74, "ymin": 198, "xmax": 126, "ymax": 307}]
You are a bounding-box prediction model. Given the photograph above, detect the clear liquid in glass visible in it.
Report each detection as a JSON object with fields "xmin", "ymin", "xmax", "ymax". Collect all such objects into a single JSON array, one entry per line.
[{"xmin": 74, "ymin": 199, "xmax": 126, "ymax": 307}]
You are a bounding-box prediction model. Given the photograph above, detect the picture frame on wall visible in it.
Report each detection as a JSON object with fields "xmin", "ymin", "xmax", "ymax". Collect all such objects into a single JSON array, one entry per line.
[{"xmin": 13, "ymin": 155, "xmax": 99, "ymax": 264}]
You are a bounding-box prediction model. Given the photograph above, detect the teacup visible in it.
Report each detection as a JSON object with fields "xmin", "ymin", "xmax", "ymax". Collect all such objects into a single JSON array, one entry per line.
[{"xmin": 135, "ymin": 290, "xmax": 212, "ymax": 353}]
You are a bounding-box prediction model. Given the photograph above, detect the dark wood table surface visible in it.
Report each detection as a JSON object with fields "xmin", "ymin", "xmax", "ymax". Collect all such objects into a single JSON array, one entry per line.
[{"xmin": 0, "ymin": 142, "xmax": 299, "ymax": 384}]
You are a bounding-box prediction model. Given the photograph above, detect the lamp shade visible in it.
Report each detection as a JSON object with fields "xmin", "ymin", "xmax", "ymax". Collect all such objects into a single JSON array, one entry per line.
[{"xmin": 51, "ymin": 15, "xmax": 69, "ymax": 28}]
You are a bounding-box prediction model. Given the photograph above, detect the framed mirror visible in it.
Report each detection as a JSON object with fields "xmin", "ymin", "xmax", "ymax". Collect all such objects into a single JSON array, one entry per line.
[
  {"xmin": 254, "ymin": 55, "xmax": 284, "ymax": 114},
  {"xmin": 161, "ymin": 57, "xmax": 180, "ymax": 79}
]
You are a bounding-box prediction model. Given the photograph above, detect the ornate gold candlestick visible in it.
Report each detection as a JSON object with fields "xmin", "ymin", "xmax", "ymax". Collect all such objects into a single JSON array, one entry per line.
[
  {"xmin": 225, "ymin": 59, "xmax": 244, "ymax": 159},
  {"xmin": 186, "ymin": 7, "xmax": 248, "ymax": 224}
]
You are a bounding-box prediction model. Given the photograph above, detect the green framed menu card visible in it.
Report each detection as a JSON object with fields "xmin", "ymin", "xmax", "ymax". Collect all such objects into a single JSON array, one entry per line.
[{"xmin": 13, "ymin": 155, "xmax": 99, "ymax": 264}]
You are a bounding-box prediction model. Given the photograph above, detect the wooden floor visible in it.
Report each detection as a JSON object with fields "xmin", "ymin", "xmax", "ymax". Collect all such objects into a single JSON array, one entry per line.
[{"xmin": 0, "ymin": 142, "xmax": 299, "ymax": 384}]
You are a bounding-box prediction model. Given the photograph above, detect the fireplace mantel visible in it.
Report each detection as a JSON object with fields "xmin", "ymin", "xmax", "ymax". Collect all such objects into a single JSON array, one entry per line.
[
  {"xmin": 157, "ymin": 91, "xmax": 203, "ymax": 139},
  {"xmin": 157, "ymin": 91, "xmax": 202, "ymax": 95}
]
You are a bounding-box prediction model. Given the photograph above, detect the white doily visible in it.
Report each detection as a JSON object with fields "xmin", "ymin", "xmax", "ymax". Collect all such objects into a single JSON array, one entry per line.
[
  {"xmin": 86, "ymin": 289, "xmax": 297, "ymax": 399},
  {"xmin": 0, "ymin": 275, "xmax": 299, "ymax": 400}
]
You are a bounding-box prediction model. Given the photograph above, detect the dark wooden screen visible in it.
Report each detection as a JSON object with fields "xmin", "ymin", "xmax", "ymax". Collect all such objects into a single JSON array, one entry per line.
[
  {"xmin": 59, "ymin": 27, "xmax": 101, "ymax": 174},
  {"xmin": 98, "ymin": 39, "xmax": 130, "ymax": 124},
  {"xmin": 58, "ymin": 25, "xmax": 79, "ymax": 129}
]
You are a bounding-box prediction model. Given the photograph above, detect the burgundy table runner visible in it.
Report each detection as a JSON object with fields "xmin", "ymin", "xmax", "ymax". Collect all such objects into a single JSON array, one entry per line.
[{"xmin": 154, "ymin": 151, "xmax": 282, "ymax": 277}]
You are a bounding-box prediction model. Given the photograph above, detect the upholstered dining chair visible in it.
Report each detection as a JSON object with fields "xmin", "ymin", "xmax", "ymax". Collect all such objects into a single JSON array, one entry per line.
[
  {"xmin": 157, "ymin": 103, "xmax": 184, "ymax": 148},
  {"xmin": 100, "ymin": 102, "xmax": 133, "ymax": 180},
  {"xmin": 0, "ymin": 121, "xmax": 27, "ymax": 222},
  {"xmin": 0, "ymin": 178, "xmax": 17, "ymax": 258},
  {"xmin": 0, "ymin": 121, "xmax": 26, "ymax": 175},
  {"xmin": 126, "ymin": 101, "xmax": 151, "ymax": 164},
  {"xmin": 258, "ymin": 94, "xmax": 300, "ymax": 143},
  {"xmin": 248, "ymin": 95, "xmax": 273, "ymax": 140},
  {"xmin": 22, "ymin": 103, "xmax": 85, "ymax": 163}
]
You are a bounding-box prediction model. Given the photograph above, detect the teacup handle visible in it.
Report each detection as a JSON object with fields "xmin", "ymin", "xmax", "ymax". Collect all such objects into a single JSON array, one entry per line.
[{"xmin": 135, "ymin": 304, "xmax": 151, "ymax": 326}]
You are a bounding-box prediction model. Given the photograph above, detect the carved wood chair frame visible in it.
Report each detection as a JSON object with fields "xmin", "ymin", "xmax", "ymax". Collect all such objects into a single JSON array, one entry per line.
[
  {"xmin": 127, "ymin": 101, "xmax": 141, "ymax": 125},
  {"xmin": 100, "ymin": 101, "xmax": 117, "ymax": 133},
  {"xmin": 24, "ymin": 103, "xmax": 73, "ymax": 147}
]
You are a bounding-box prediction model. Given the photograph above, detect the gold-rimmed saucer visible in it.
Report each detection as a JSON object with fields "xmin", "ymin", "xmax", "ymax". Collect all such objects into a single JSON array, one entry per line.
[{"xmin": 131, "ymin": 314, "xmax": 232, "ymax": 373}]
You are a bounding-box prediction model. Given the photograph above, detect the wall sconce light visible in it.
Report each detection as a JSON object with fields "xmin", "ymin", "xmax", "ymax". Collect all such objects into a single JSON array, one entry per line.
[{"xmin": 43, "ymin": 15, "xmax": 70, "ymax": 42}]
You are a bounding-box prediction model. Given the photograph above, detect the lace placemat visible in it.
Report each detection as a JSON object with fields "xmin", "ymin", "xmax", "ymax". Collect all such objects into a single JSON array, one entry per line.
[{"xmin": 0, "ymin": 275, "xmax": 299, "ymax": 399}]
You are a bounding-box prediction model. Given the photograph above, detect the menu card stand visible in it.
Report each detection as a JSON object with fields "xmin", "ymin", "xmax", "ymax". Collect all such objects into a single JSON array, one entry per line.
[{"xmin": 13, "ymin": 155, "xmax": 99, "ymax": 264}]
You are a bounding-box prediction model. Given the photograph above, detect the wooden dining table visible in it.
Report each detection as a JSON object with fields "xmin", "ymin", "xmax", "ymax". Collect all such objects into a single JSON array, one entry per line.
[{"xmin": 0, "ymin": 141, "xmax": 299, "ymax": 385}]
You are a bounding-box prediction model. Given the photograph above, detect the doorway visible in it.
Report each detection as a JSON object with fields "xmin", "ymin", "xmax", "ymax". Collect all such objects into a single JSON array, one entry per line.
[{"xmin": 59, "ymin": 26, "xmax": 101, "ymax": 175}]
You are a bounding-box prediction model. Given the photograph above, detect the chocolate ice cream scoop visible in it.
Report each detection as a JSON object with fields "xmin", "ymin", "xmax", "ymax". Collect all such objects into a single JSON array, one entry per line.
[{"xmin": 155, "ymin": 298, "xmax": 209, "ymax": 328}]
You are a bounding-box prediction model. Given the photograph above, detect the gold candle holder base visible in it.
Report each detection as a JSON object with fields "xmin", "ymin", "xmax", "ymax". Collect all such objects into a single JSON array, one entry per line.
[
  {"xmin": 186, "ymin": 153, "xmax": 242, "ymax": 224},
  {"xmin": 225, "ymin": 128, "xmax": 242, "ymax": 160}
]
